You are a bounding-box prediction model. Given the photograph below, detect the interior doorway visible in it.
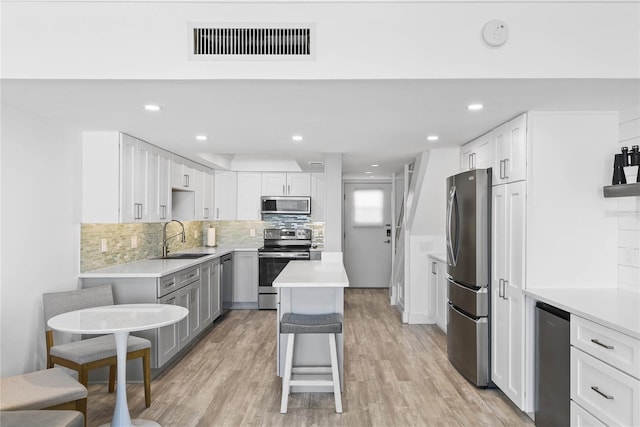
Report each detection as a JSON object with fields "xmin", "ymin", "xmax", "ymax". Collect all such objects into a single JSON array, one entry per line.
[{"xmin": 343, "ymin": 182, "xmax": 392, "ymax": 288}]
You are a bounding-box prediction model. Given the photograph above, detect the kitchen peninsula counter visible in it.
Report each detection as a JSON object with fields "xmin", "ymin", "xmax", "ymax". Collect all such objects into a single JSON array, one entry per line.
[
  {"xmin": 525, "ymin": 288, "xmax": 640, "ymax": 339},
  {"xmin": 274, "ymin": 260, "xmax": 349, "ymax": 391}
]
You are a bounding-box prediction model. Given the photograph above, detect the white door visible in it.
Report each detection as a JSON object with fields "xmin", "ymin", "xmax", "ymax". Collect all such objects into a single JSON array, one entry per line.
[{"xmin": 343, "ymin": 182, "xmax": 392, "ymax": 288}]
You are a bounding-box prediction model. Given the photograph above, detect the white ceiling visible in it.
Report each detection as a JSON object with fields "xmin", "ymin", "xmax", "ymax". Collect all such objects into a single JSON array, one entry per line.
[{"xmin": 2, "ymin": 78, "xmax": 638, "ymax": 178}]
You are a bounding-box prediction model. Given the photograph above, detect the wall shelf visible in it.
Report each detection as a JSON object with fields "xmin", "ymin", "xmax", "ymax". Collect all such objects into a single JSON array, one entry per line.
[{"xmin": 603, "ymin": 182, "xmax": 640, "ymax": 198}]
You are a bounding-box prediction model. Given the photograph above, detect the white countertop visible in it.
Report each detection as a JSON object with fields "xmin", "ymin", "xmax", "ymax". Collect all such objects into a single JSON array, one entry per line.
[
  {"xmin": 525, "ymin": 288, "xmax": 640, "ymax": 339},
  {"xmin": 428, "ymin": 253, "xmax": 446, "ymax": 263},
  {"xmin": 273, "ymin": 260, "xmax": 349, "ymax": 288},
  {"xmin": 79, "ymin": 246, "xmax": 257, "ymax": 278}
]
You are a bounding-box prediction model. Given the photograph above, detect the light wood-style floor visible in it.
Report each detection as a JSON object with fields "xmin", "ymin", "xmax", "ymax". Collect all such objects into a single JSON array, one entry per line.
[{"xmin": 87, "ymin": 289, "xmax": 533, "ymax": 426}]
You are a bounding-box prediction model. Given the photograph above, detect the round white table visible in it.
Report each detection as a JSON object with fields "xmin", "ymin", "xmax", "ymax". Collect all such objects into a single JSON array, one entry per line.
[{"xmin": 48, "ymin": 304, "xmax": 188, "ymax": 427}]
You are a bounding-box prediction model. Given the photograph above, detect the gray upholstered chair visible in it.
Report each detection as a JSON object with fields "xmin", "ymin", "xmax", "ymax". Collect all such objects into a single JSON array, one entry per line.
[
  {"xmin": 0, "ymin": 367, "xmax": 87, "ymax": 426},
  {"xmin": 0, "ymin": 410, "xmax": 84, "ymax": 427},
  {"xmin": 43, "ymin": 285, "xmax": 152, "ymax": 407}
]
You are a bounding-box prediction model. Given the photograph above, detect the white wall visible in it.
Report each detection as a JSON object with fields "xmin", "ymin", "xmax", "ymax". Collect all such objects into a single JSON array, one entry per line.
[
  {"xmin": 1, "ymin": 2, "xmax": 638, "ymax": 79},
  {"xmin": 618, "ymin": 104, "xmax": 640, "ymax": 293},
  {"xmin": 404, "ymin": 148, "xmax": 459, "ymax": 324},
  {"xmin": 0, "ymin": 105, "xmax": 82, "ymax": 376},
  {"xmin": 324, "ymin": 153, "xmax": 342, "ymax": 252}
]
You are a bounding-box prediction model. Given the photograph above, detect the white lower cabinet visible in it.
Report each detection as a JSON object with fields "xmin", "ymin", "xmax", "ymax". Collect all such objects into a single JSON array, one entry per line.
[
  {"xmin": 491, "ymin": 181, "xmax": 526, "ymax": 410},
  {"xmin": 428, "ymin": 256, "xmax": 447, "ymax": 332},
  {"xmin": 570, "ymin": 315, "xmax": 640, "ymax": 426},
  {"xmin": 571, "ymin": 401, "xmax": 607, "ymax": 427}
]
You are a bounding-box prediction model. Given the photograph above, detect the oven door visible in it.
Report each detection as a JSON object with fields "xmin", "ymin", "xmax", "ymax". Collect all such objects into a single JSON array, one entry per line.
[{"xmin": 258, "ymin": 252, "xmax": 309, "ymax": 309}]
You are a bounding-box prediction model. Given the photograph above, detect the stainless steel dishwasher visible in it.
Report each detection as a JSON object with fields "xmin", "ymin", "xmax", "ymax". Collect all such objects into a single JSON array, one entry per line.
[
  {"xmin": 220, "ymin": 253, "xmax": 233, "ymax": 314},
  {"xmin": 535, "ymin": 302, "xmax": 570, "ymax": 427}
]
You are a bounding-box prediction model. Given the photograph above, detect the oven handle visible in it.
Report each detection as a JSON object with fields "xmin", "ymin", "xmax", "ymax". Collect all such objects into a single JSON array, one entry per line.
[{"xmin": 258, "ymin": 252, "xmax": 310, "ymax": 259}]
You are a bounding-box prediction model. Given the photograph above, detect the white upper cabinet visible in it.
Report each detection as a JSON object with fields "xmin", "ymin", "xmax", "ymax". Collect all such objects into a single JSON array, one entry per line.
[
  {"xmin": 214, "ymin": 170, "xmax": 237, "ymax": 220},
  {"xmin": 148, "ymin": 146, "xmax": 172, "ymax": 222},
  {"xmin": 83, "ymin": 132, "xmax": 163, "ymax": 223},
  {"xmin": 287, "ymin": 173, "xmax": 311, "ymax": 196},
  {"xmin": 171, "ymin": 155, "xmax": 196, "ymax": 190},
  {"xmin": 194, "ymin": 166, "xmax": 214, "ymax": 221},
  {"xmin": 261, "ymin": 172, "xmax": 287, "ymax": 196},
  {"xmin": 261, "ymin": 172, "xmax": 311, "ymax": 196},
  {"xmin": 236, "ymin": 172, "xmax": 262, "ymax": 220},
  {"xmin": 460, "ymin": 132, "xmax": 493, "ymax": 172},
  {"xmin": 493, "ymin": 114, "xmax": 527, "ymax": 185}
]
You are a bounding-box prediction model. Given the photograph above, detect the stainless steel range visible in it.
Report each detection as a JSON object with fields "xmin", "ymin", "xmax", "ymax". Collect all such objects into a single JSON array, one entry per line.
[{"xmin": 258, "ymin": 228, "xmax": 311, "ymax": 309}]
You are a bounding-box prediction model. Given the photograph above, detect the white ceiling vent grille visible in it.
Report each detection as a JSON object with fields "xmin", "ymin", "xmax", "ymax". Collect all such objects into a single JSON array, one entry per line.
[{"xmin": 190, "ymin": 23, "xmax": 314, "ymax": 60}]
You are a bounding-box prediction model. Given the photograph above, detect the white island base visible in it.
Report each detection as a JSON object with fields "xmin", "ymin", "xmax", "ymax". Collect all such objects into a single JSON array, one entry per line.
[{"xmin": 274, "ymin": 260, "xmax": 349, "ymax": 393}]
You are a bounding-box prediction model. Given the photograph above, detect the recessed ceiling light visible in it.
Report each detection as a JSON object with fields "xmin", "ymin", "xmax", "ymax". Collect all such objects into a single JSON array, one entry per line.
[
  {"xmin": 144, "ymin": 104, "xmax": 161, "ymax": 112},
  {"xmin": 292, "ymin": 135, "xmax": 304, "ymax": 142},
  {"xmin": 371, "ymin": 164, "xmax": 379, "ymax": 167},
  {"xmin": 196, "ymin": 135, "xmax": 208, "ymax": 141},
  {"xmin": 427, "ymin": 135, "xmax": 439, "ymax": 141},
  {"xmin": 467, "ymin": 103, "xmax": 484, "ymax": 111},
  {"xmin": 365, "ymin": 171, "xmax": 372, "ymax": 174}
]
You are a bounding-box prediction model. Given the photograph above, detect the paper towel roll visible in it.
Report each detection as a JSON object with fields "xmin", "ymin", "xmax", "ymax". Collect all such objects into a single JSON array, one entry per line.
[{"xmin": 206, "ymin": 227, "xmax": 216, "ymax": 247}]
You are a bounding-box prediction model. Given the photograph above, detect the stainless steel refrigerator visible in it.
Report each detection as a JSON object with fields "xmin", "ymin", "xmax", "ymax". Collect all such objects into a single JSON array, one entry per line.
[{"xmin": 446, "ymin": 168, "xmax": 491, "ymax": 387}]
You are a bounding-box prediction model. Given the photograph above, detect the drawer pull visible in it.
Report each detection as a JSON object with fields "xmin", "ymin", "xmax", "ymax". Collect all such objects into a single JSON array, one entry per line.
[
  {"xmin": 591, "ymin": 386, "xmax": 614, "ymax": 400},
  {"xmin": 164, "ymin": 282, "xmax": 174, "ymax": 289},
  {"xmin": 166, "ymin": 297, "xmax": 176, "ymax": 304},
  {"xmin": 591, "ymin": 339, "xmax": 614, "ymax": 350}
]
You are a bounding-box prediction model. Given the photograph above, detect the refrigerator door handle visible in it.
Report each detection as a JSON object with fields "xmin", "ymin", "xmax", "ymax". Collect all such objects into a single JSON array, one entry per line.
[
  {"xmin": 448, "ymin": 302, "xmax": 488, "ymax": 324},
  {"xmin": 447, "ymin": 186, "xmax": 459, "ymax": 267},
  {"xmin": 446, "ymin": 186, "xmax": 457, "ymax": 266}
]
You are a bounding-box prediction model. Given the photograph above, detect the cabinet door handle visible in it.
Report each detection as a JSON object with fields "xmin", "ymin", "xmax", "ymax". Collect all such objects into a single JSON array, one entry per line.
[
  {"xmin": 499, "ymin": 160, "xmax": 504, "ymax": 179},
  {"xmin": 472, "ymin": 153, "xmax": 476, "ymax": 169},
  {"xmin": 591, "ymin": 386, "xmax": 614, "ymax": 400},
  {"xmin": 503, "ymin": 158, "xmax": 509, "ymax": 179},
  {"xmin": 503, "ymin": 280, "xmax": 508, "ymax": 299},
  {"xmin": 468, "ymin": 154, "xmax": 473, "ymax": 170},
  {"xmin": 590, "ymin": 339, "xmax": 614, "ymax": 350},
  {"xmin": 166, "ymin": 297, "xmax": 176, "ymax": 304},
  {"xmin": 288, "ymin": 184, "xmax": 291, "ymax": 195},
  {"xmin": 160, "ymin": 205, "xmax": 166, "ymax": 219},
  {"xmin": 204, "ymin": 208, "xmax": 209, "ymax": 219},
  {"xmin": 432, "ymin": 262, "xmax": 437, "ymax": 274},
  {"xmin": 282, "ymin": 184, "xmax": 286, "ymax": 195},
  {"xmin": 216, "ymin": 208, "xmax": 219, "ymax": 219},
  {"xmin": 498, "ymin": 279, "xmax": 503, "ymax": 298}
]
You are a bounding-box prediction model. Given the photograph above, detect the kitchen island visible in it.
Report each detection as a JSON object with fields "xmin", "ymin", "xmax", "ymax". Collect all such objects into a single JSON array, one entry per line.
[{"xmin": 273, "ymin": 259, "xmax": 349, "ymax": 392}]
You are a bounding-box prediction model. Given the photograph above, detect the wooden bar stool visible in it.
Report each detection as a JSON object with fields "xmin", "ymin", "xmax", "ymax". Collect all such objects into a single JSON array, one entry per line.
[{"xmin": 280, "ymin": 313, "xmax": 343, "ymax": 414}]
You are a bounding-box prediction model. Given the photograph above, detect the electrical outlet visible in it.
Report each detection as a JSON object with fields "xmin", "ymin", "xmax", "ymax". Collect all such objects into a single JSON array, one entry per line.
[
  {"xmin": 131, "ymin": 235, "xmax": 138, "ymax": 249},
  {"xmin": 101, "ymin": 239, "xmax": 108, "ymax": 253},
  {"xmin": 250, "ymin": 229, "xmax": 256, "ymax": 237}
]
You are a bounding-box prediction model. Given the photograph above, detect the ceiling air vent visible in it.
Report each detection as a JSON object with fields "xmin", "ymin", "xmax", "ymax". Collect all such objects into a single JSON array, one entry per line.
[{"xmin": 189, "ymin": 23, "xmax": 314, "ymax": 60}]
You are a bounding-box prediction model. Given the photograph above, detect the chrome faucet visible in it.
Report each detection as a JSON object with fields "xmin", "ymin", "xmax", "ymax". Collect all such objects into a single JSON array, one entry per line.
[{"xmin": 162, "ymin": 220, "xmax": 186, "ymax": 257}]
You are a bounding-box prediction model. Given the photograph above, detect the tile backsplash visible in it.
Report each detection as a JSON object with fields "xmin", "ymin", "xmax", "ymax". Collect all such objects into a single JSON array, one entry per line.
[
  {"xmin": 617, "ymin": 104, "xmax": 640, "ymax": 293},
  {"xmin": 81, "ymin": 219, "xmax": 324, "ymax": 272}
]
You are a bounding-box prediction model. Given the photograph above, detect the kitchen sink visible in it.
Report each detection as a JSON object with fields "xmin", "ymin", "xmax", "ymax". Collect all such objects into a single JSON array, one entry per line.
[{"xmin": 152, "ymin": 253, "xmax": 210, "ymax": 260}]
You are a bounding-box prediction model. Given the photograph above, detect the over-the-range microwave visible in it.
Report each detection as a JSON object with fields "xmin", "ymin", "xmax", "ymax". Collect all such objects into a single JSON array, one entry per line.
[{"xmin": 261, "ymin": 196, "xmax": 311, "ymax": 215}]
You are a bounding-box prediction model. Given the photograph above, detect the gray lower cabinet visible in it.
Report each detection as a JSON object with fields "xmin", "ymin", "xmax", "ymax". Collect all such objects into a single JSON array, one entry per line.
[
  {"xmin": 233, "ymin": 251, "xmax": 258, "ymax": 308},
  {"xmin": 81, "ymin": 257, "xmax": 223, "ymax": 372}
]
